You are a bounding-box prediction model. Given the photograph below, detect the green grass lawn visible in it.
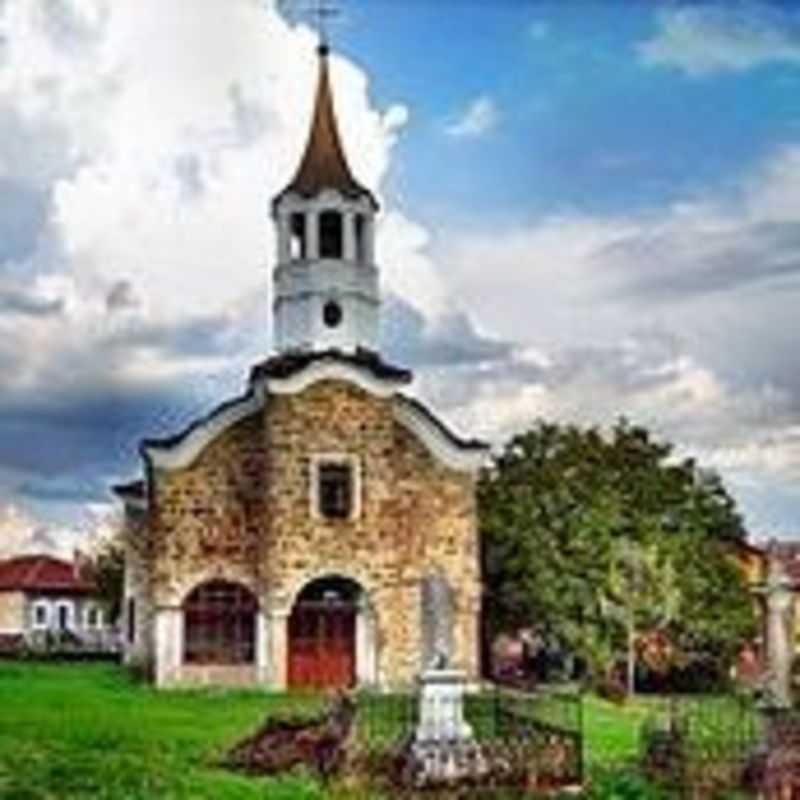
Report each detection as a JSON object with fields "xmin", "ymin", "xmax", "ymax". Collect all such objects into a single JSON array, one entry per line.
[
  {"xmin": 0, "ymin": 661, "xmax": 758, "ymax": 799},
  {"xmin": 0, "ymin": 661, "xmax": 332, "ymax": 800}
]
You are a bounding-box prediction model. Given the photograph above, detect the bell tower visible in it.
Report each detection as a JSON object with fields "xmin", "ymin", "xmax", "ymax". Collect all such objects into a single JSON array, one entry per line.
[{"xmin": 271, "ymin": 44, "xmax": 380, "ymax": 355}]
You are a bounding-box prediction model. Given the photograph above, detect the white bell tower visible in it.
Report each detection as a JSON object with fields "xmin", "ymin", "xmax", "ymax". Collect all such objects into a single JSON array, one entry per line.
[{"xmin": 271, "ymin": 44, "xmax": 380, "ymax": 355}]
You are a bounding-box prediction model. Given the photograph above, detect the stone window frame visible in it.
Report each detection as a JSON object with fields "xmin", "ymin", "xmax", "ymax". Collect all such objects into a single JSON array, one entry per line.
[{"xmin": 310, "ymin": 453, "xmax": 362, "ymax": 522}]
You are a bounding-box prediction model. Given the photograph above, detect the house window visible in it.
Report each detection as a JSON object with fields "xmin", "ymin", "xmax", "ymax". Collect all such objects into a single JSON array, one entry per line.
[
  {"xmin": 56, "ymin": 602, "xmax": 71, "ymax": 631},
  {"xmin": 85, "ymin": 605, "xmax": 102, "ymax": 629},
  {"xmin": 33, "ymin": 602, "xmax": 49, "ymax": 630},
  {"xmin": 319, "ymin": 210, "xmax": 343, "ymax": 258},
  {"xmin": 127, "ymin": 597, "xmax": 136, "ymax": 644}
]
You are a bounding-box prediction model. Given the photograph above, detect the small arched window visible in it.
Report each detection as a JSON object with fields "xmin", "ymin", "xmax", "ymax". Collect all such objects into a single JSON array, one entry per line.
[
  {"xmin": 183, "ymin": 581, "xmax": 257, "ymax": 665},
  {"xmin": 290, "ymin": 213, "xmax": 306, "ymax": 260},
  {"xmin": 319, "ymin": 210, "xmax": 343, "ymax": 259},
  {"xmin": 354, "ymin": 214, "xmax": 366, "ymax": 263}
]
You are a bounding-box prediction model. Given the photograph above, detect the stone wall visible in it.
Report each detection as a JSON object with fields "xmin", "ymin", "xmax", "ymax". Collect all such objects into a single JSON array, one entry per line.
[
  {"xmin": 123, "ymin": 507, "xmax": 154, "ymax": 669},
  {"xmin": 142, "ymin": 377, "xmax": 481, "ymax": 688},
  {"xmin": 262, "ymin": 379, "xmax": 481, "ymax": 686},
  {"xmin": 149, "ymin": 412, "xmax": 267, "ymax": 607},
  {"xmin": 0, "ymin": 591, "xmax": 24, "ymax": 632}
]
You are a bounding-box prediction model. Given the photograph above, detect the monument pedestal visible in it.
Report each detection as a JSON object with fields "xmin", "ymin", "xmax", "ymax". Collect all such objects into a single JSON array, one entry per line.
[
  {"xmin": 415, "ymin": 668, "xmax": 474, "ymax": 744},
  {"xmin": 407, "ymin": 668, "xmax": 486, "ymax": 786}
]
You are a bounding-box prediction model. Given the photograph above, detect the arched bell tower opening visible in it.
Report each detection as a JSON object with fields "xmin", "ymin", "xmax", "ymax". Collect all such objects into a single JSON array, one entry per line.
[{"xmin": 288, "ymin": 575, "xmax": 377, "ymax": 689}]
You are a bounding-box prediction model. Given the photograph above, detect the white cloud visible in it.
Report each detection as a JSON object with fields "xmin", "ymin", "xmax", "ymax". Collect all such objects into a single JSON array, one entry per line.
[
  {"xmin": 638, "ymin": 5, "xmax": 800, "ymax": 76},
  {"xmin": 427, "ymin": 140, "xmax": 800, "ymax": 534},
  {"xmin": 444, "ymin": 95, "xmax": 499, "ymax": 139},
  {"xmin": 0, "ymin": 503, "xmax": 85, "ymax": 559},
  {"xmin": 0, "ymin": 0, "xmax": 470, "ymax": 536}
]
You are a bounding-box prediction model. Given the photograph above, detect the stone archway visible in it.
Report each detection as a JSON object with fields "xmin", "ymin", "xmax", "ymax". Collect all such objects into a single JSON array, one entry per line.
[{"xmin": 287, "ymin": 575, "xmax": 375, "ymax": 690}]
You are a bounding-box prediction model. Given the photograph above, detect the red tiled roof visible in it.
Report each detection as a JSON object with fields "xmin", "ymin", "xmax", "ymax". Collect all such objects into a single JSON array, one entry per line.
[{"xmin": 0, "ymin": 555, "xmax": 95, "ymax": 593}]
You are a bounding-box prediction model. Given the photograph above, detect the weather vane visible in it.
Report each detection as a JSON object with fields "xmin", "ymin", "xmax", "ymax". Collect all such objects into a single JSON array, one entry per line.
[{"xmin": 277, "ymin": 0, "xmax": 341, "ymax": 49}]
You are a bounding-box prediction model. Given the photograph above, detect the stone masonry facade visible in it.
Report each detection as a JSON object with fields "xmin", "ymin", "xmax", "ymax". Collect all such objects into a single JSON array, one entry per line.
[{"xmin": 125, "ymin": 376, "xmax": 482, "ymax": 688}]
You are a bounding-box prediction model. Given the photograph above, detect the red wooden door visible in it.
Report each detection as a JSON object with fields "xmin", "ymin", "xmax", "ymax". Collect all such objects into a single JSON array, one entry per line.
[{"xmin": 288, "ymin": 602, "xmax": 356, "ymax": 689}]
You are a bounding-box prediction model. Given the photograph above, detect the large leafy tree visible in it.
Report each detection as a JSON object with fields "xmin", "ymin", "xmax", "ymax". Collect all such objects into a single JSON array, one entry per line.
[{"xmin": 479, "ymin": 419, "xmax": 755, "ymax": 689}]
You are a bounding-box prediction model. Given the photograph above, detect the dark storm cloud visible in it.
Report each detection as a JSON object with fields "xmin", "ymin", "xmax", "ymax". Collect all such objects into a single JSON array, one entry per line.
[
  {"xmin": 0, "ymin": 377, "xmax": 218, "ymax": 496},
  {"xmin": 381, "ymin": 294, "xmax": 512, "ymax": 368}
]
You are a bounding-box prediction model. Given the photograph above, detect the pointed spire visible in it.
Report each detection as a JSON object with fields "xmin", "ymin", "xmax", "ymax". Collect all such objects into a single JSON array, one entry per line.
[{"xmin": 275, "ymin": 45, "xmax": 376, "ymax": 208}]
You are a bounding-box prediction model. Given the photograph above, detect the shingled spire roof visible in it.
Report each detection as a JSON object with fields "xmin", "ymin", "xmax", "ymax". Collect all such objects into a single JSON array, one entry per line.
[{"xmin": 274, "ymin": 45, "xmax": 377, "ymax": 209}]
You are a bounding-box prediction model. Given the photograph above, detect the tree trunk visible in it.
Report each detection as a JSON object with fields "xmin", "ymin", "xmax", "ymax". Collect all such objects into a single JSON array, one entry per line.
[{"xmin": 626, "ymin": 611, "xmax": 636, "ymax": 697}]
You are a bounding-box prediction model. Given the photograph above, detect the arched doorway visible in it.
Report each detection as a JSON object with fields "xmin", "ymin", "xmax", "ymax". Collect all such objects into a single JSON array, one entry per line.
[
  {"xmin": 288, "ymin": 576, "xmax": 367, "ymax": 689},
  {"xmin": 183, "ymin": 580, "xmax": 257, "ymax": 665}
]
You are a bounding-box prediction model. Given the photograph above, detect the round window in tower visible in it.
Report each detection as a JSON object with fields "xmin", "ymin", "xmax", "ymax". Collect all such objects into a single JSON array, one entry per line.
[{"xmin": 323, "ymin": 300, "xmax": 343, "ymax": 328}]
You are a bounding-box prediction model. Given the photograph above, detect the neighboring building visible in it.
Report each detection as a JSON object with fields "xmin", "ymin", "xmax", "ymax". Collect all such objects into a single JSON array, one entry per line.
[
  {"xmin": 0, "ymin": 554, "xmax": 110, "ymax": 651},
  {"xmin": 114, "ymin": 42, "xmax": 488, "ymax": 690}
]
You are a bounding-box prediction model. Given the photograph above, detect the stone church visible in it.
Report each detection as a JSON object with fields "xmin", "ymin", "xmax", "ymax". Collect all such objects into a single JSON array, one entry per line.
[{"xmin": 114, "ymin": 42, "xmax": 488, "ymax": 690}]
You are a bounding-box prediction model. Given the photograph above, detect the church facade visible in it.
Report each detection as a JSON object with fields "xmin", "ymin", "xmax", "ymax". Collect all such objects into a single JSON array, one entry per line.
[{"xmin": 115, "ymin": 43, "xmax": 488, "ymax": 690}]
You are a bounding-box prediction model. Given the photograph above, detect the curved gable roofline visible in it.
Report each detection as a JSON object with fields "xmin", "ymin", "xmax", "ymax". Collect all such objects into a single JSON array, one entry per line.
[
  {"xmin": 139, "ymin": 355, "xmax": 487, "ymax": 474},
  {"xmin": 141, "ymin": 385, "xmax": 264, "ymax": 471},
  {"xmin": 393, "ymin": 394, "xmax": 489, "ymax": 473}
]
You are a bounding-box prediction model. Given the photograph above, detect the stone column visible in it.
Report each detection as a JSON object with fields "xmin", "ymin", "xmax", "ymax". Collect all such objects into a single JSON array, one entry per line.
[
  {"xmin": 305, "ymin": 210, "xmax": 319, "ymax": 261},
  {"xmin": 277, "ymin": 212, "xmax": 291, "ymax": 264},
  {"xmin": 256, "ymin": 610, "xmax": 270, "ymax": 685},
  {"xmin": 269, "ymin": 609, "xmax": 290, "ymax": 690},
  {"xmin": 356, "ymin": 602, "xmax": 378, "ymax": 686},
  {"xmin": 154, "ymin": 606, "xmax": 183, "ymax": 688},
  {"xmin": 766, "ymin": 548, "xmax": 795, "ymax": 709},
  {"xmin": 364, "ymin": 217, "xmax": 376, "ymax": 265},
  {"xmin": 343, "ymin": 210, "xmax": 356, "ymax": 262}
]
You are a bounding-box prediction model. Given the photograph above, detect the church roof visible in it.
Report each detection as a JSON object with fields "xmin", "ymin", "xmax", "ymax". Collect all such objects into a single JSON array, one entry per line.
[
  {"xmin": 394, "ymin": 394, "xmax": 489, "ymax": 453},
  {"xmin": 133, "ymin": 350, "xmax": 486, "ymax": 474},
  {"xmin": 273, "ymin": 45, "xmax": 377, "ymax": 209},
  {"xmin": 111, "ymin": 479, "xmax": 145, "ymax": 499},
  {"xmin": 249, "ymin": 348, "xmax": 411, "ymax": 384}
]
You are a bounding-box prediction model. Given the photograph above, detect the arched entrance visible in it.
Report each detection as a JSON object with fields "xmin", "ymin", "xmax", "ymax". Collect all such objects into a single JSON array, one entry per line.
[{"xmin": 288, "ymin": 576, "xmax": 368, "ymax": 689}]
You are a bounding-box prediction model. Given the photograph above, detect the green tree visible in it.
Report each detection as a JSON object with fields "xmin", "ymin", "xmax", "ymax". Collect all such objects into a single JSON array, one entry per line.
[
  {"xmin": 84, "ymin": 514, "xmax": 126, "ymax": 624},
  {"xmin": 479, "ymin": 418, "xmax": 755, "ymax": 689}
]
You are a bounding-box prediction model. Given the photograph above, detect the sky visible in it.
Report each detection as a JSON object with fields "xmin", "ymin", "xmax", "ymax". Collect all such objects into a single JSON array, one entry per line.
[{"xmin": 0, "ymin": 0, "xmax": 800, "ymax": 554}]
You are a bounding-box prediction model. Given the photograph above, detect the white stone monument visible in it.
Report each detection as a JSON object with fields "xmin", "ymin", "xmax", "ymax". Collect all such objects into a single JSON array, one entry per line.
[
  {"xmin": 761, "ymin": 543, "xmax": 796, "ymax": 710},
  {"xmin": 409, "ymin": 575, "xmax": 481, "ymax": 785}
]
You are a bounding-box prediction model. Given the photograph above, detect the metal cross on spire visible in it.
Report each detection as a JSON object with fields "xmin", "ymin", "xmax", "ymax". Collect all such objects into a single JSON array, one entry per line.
[{"xmin": 277, "ymin": 0, "xmax": 341, "ymax": 50}]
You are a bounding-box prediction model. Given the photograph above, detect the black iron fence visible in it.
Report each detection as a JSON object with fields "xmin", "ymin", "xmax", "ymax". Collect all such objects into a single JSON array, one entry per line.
[
  {"xmin": 355, "ymin": 684, "xmax": 584, "ymax": 787},
  {"xmin": 639, "ymin": 693, "xmax": 762, "ymax": 797}
]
